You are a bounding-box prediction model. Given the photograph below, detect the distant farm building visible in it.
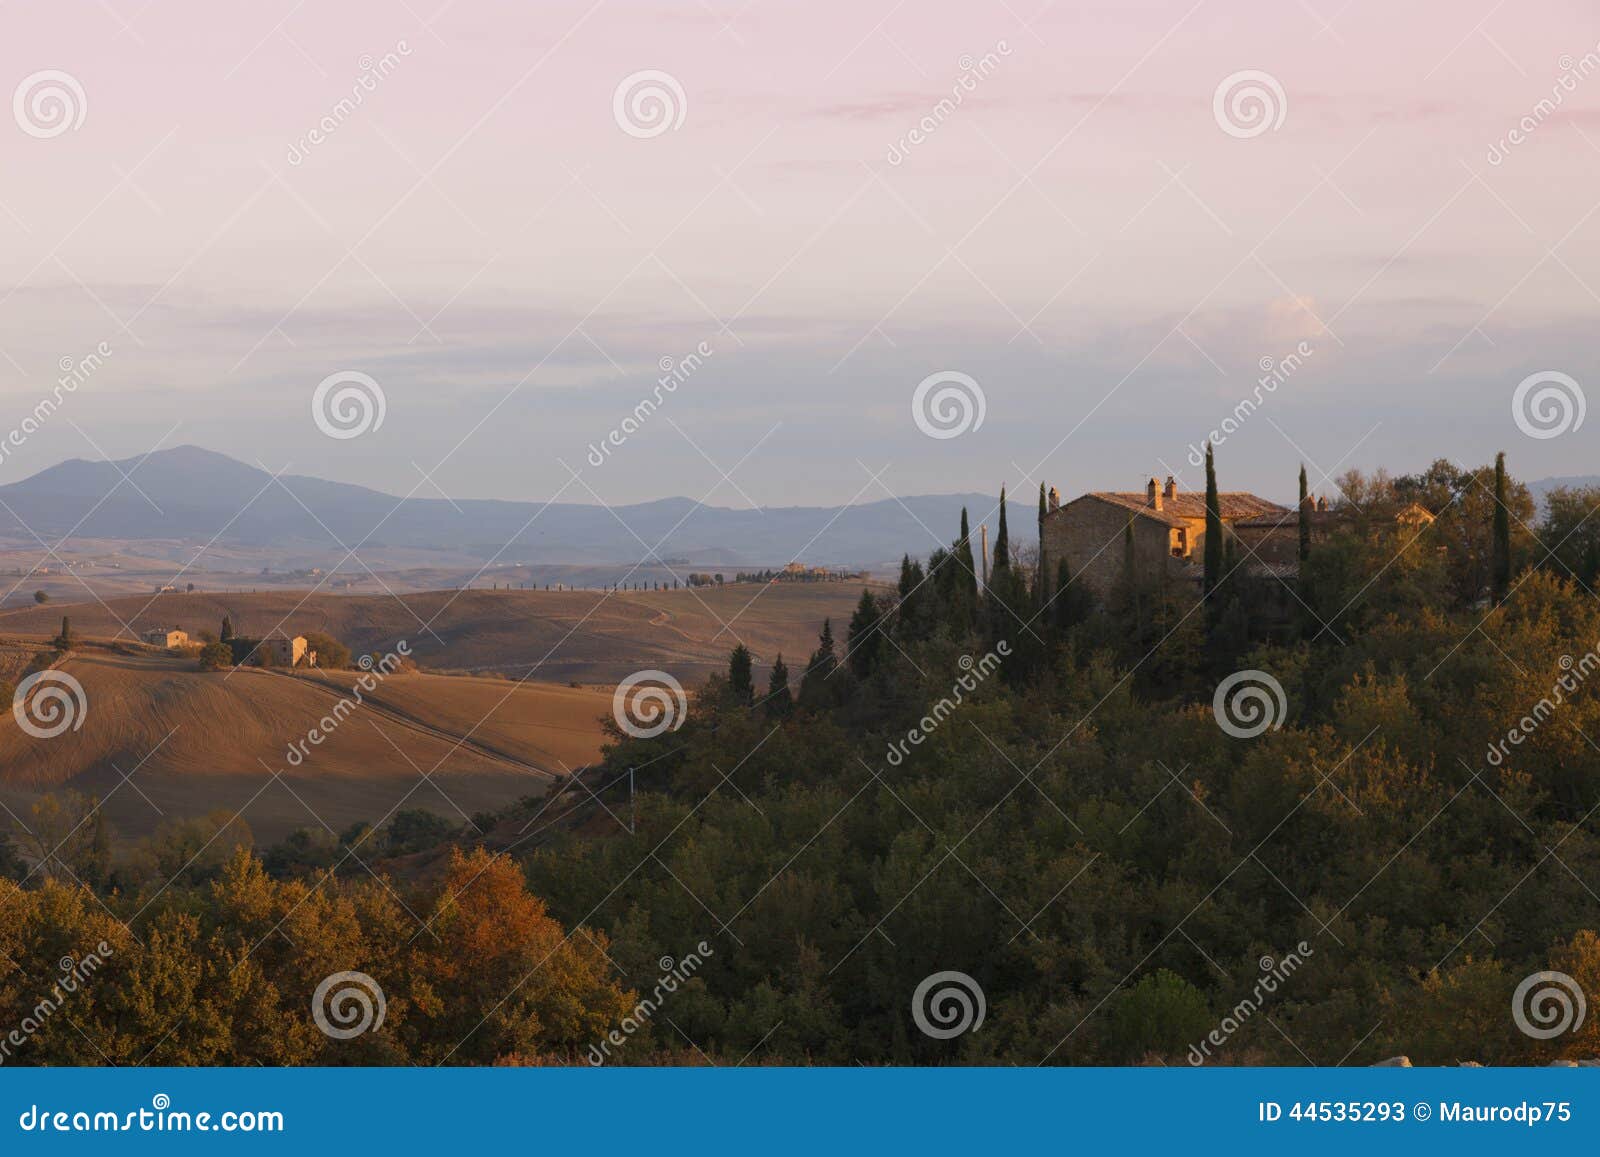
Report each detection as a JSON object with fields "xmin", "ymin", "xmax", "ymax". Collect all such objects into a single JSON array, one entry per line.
[
  {"xmin": 143, "ymin": 627, "xmax": 189, "ymax": 648},
  {"xmin": 232, "ymin": 633, "xmax": 317, "ymax": 668}
]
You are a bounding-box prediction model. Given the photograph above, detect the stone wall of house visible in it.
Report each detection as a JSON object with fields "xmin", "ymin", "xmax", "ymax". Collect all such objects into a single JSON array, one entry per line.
[
  {"xmin": 1233, "ymin": 522, "xmax": 1300, "ymax": 566},
  {"xmin": 1041, "ymin": 497, "xmax": 1176, "ymax": 599}
]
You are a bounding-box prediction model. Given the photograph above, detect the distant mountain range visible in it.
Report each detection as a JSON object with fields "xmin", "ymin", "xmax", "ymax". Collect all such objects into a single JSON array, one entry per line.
[{"xmin": 0, "ymin": 446, "xmax": 1014, "ymax": 569}]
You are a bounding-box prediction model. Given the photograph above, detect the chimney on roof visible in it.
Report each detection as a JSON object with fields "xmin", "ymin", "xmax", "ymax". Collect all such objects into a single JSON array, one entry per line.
[
  {"xmin": 1147, "ymin": 476, "xmax": 1162, "ymax": 511},
  {"xmin": 1164, "ymin": 476, "xmax": 1176, "ymax": 501}
]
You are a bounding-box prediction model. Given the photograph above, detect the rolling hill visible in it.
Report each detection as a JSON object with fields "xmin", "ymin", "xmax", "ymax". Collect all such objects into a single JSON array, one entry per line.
[
  {"xmin": 0, "ymin": 582, "xmax": 873, "ymax": 683},
  {"xmin": 0, "ymin": 645, "xmax": 616, "ymax": 844}
]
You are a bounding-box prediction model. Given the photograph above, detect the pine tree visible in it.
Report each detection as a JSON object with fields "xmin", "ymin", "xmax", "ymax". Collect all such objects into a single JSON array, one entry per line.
[
  {"xmin": 1492, "ymin": 450, "xmax": 1511, "ymax": 605},
  {"xmin": 727, "ymin": 644, "xmax": 754, "ymax": 706},
  {"xmin": 765, "ymin": 653, "xmax": 792, "ymax": 719},
  {"xmin": 1204, "ymin": 442, "xmax": 1223, "ymax": 596}
]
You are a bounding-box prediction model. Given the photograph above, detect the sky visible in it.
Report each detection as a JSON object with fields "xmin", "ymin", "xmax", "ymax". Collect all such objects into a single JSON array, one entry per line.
[{"xmin": 2, "ymin": 0, "xmax": 1599, "ymax": 509}]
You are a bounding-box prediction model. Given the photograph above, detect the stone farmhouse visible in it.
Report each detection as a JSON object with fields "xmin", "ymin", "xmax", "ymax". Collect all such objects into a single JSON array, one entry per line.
[
  {"xmin": 257, "ymin": 633, "xmax": 315, "ymax": 668},
  {"xmin": 1039, "ymin": 477, "xmax": 1286, "ymax": 599},
  {"xmin": 1038, "ymin": 475, "xmax": 1436, "ymax": 601},
  {"xmin": 142, "ymin": 627, "xmax": 189, "ymax": 648}
]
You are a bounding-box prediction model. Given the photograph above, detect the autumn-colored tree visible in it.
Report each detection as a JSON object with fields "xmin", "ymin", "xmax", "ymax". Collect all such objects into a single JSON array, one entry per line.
[{"xmin": 410, "ymin": 849, "xmax": 632, "ymax": 1064}]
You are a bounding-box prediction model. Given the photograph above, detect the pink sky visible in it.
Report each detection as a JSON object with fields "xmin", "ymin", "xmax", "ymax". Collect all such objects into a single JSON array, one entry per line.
[{"xmin": 2, "ymin": 0, "xmax": 1598, "ymax": 505}]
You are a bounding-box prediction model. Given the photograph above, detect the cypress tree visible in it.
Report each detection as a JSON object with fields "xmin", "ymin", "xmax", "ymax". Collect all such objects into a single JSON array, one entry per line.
[
  {"xmin": 1204, "ymin": 442, "xmax": 1222, "ymax": 596},
  {"xmin": 897, "ymin": 554, "xmax": 927, "ymax": 638},
  {"xmin": 1038, "ymin": 482, "xmax": 1049, "ymax": 590},
  {"xmin": 1297, "ymin": 464, "xmax": 1311, "ymax": 564},
  {"xmin": 952, "ymin": 508, "xmax": 979, "ymax": 628},
  {"xmin": 846, "ymin": 589, "xmax": 883, "ymax": 678},
  {"xmin": 799, "ymin": 618, "xmax": 840, "ymax": 710},
  {"xmin": 727, "ymin": 644, "xmax": 754, "ymax": 705},
  {"xmin": 1492, "ymin": 450, "xmax": 1511, "ymax": 605},
  {"xmin": 993, "ymin": 486, "xmax": 1010, "ymax": 574},
  {"xmin": 220, "ymin": 615, "xmax": 234, "ymax": 642},
  {"xmin": 765, "ymin": 653, "xmax": 792, "ymax": 719}
]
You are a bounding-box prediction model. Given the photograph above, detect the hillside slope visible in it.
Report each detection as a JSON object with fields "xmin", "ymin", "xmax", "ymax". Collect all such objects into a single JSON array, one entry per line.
[
  {"xmin": 0, "ymin": 648, "xmax": 613, "ymax": 843},
  {"xmin": 0, "ymin": 583, "xmax": 874, "ymax": 682}
]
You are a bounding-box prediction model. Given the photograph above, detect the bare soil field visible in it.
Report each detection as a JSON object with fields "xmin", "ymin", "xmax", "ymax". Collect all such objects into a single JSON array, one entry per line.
[
  {"xmin": 0, "ymin": 646, "xmax": 615, "ymax": 844},
  {"xmin": 0, "ymin": 582, "xmax": 878, "ymax": 683}
]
